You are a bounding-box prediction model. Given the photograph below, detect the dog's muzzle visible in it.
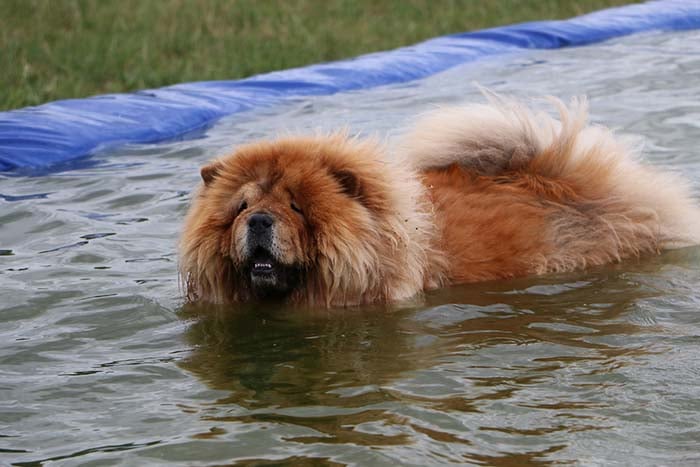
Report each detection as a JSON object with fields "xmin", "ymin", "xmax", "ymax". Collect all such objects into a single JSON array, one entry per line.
[{"xmin": 243, "ymin": 212, "xmax": 299, "ymax": 299}]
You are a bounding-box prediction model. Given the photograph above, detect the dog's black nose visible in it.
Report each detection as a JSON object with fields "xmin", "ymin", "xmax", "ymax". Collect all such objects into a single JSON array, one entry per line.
[{"xmin": 248, "ymin": 212, "xmax": 274, "ymax": 234}]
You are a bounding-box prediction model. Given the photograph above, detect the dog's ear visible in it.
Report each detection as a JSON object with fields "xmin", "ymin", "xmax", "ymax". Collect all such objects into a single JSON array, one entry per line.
[
  {"xmin": 200, "ymin": 161, "xmax": 222, "ymax": 186},
  {"xmin": 331, "ymin": 168, "xmax": 363, "ymax": 200}
]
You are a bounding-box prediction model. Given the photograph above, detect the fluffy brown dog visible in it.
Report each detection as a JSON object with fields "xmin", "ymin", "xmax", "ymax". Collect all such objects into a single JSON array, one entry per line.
[{"xmin": 179, "ymin": 96, "xmax": 700, "ymax": 306}]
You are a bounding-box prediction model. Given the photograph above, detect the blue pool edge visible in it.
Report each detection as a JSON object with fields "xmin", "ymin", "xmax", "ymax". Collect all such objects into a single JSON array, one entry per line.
[{"xmin": 1, "ymin": 0, "xmax": 699, "ymax": 173}]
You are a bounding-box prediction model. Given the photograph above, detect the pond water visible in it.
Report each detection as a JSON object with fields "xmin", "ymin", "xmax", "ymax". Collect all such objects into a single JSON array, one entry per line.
[{"xmin": 2, "ymin": 30, "xmax": 700, "ymax": 466}]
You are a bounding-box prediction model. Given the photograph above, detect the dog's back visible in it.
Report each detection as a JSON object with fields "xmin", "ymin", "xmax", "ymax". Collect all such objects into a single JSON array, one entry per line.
[{"xmin": 400, "ymin": 95, "xmax": 700, "ymax": 282}]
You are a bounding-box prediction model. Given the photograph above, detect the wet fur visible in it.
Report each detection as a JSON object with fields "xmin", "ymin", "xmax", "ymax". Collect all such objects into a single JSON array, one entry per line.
[
  {"xmin": 180, "ymin": 135, "xmax": 442, "ymax": 306},
  {"xmin": 179, "ymin": 96, "xmax": 700, "ymax": 306}
]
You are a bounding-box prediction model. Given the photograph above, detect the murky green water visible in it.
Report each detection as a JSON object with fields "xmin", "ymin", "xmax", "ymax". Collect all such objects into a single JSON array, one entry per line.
[{"xmin": 2, "ymin": 31, "xmax": 700, "ymax": 466}]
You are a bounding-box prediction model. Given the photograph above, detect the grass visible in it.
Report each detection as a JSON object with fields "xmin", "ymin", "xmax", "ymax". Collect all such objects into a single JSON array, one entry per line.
[{"xmin": 2, "ymin": 0, "xmax": 639, "ymax": 111}]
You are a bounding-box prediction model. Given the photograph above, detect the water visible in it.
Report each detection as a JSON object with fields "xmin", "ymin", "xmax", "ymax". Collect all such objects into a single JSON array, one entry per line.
[{"xmin": 2, "ymin": 30, "xmax": 700, "ymax": 466}]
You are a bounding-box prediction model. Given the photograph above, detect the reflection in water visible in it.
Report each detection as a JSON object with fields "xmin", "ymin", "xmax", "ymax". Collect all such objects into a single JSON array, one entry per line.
[
  {"xmin": 181, "ymin": 302, "xmax": 432, "ymax": 408},
  {"xmin": 178, "ymin": 259, "xmax": 672, "ymax": 464}
]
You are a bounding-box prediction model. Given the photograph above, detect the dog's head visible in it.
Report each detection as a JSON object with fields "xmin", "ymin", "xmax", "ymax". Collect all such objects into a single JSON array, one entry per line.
[{"xmin": 179, "ymin": 134, "xmax": 435, "ymax": 307}]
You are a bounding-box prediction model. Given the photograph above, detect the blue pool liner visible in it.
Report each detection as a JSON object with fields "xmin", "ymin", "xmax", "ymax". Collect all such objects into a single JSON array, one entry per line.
[{"xmin": 1, "ymin": 0, "xmax": 699, "ymax": 173}]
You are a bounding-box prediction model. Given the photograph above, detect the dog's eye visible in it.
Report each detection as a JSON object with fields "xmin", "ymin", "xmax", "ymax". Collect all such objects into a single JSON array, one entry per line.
[
  {"xmin": 290, "ymin": 201, "xmax": 303, "ymax": 214},
  {"xmin": 237, "ymin": 201, "xmax": 248, "ymax": 214}
]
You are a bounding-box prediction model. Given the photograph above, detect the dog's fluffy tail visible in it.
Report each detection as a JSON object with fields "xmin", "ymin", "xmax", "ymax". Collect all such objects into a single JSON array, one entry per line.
[{"xmin": 399, "ymin": 93, "xmax": 700, "ymax": 249}]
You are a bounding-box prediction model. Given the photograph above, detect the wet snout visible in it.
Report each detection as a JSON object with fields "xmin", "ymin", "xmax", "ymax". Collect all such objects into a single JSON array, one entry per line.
[{"xmin": 247, "ymin": 212, "xmax": 274, "ymax": 247}]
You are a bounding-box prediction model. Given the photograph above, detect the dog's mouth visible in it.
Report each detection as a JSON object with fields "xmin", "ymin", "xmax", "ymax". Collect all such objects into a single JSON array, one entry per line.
[
  {"xmin": 250, "ymin": 248, "xmax": 278, "ymax": 278},
  {"xmin": 245, "ymin": 247, "xmax": 300, "ymax": 299}
]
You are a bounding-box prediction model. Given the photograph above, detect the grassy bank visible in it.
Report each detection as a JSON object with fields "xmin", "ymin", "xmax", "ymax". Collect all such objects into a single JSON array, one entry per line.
[{"xmin": 2, "ymin": 0, "xmax": 638, "ymax": 111}]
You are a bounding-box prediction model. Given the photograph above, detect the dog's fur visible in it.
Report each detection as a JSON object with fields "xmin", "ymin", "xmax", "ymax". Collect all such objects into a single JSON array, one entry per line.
[{"xmin": 179, "ymin": 96, "xmax": 700, "ymax": 306}]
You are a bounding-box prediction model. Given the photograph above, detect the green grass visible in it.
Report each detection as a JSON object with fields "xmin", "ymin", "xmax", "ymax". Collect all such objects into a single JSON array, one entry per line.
[{"xmin": 2, "ymin": 0, "xmax": 639, "ymax": 111}]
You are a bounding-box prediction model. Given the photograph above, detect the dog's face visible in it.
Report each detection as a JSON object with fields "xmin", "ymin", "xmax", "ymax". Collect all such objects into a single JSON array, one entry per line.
[
  {"xmin": 226, "ymin": 181, "xmax": 305, "ymax": 299},
  {"xmin": 189, "ymin": 144, "xmax": 330, "ymax": 301},
  {"xmin": 180, "ymin": 135, "xmax": 407, "ymax": 305}
]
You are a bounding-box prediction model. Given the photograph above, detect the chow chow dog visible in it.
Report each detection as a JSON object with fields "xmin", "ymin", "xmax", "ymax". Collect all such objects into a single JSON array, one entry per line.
[{"xmin": 179, "ymin": 95, "xmax": 700, "ymax": 306}]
